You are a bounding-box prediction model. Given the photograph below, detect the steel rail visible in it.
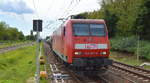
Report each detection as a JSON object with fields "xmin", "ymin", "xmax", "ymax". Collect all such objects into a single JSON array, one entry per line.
[
  {"xmin": 114, "ymin": 61, "xmax": 150, "ymax": 73},
  {"xmin": 111, "ymin": 63, "xmax": 150, "ymax": 82}
]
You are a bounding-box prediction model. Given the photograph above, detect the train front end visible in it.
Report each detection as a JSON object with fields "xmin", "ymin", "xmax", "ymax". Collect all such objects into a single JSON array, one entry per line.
[{"xmin": 68, "ymin": 19, "xmax": 112, "ymax": 68}]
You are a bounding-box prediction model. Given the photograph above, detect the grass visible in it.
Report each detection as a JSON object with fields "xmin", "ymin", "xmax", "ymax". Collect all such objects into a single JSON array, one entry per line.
[
  {"xmin": 110, "ymin": 36, "xmax": 150, "ymax": 69},
  {"xmin": 0, "ymin": 45, "xmax": 36, "ymax": 83},
  {"xmin": 110, "ymin": 51, "xmax": 150, "ymax": 69}
]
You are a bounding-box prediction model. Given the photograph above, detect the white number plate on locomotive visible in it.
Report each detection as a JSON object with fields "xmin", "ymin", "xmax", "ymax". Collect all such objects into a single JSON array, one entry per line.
[{"xmin": 75, "ymin": 44, "xmax": 107, "ymax": 49}]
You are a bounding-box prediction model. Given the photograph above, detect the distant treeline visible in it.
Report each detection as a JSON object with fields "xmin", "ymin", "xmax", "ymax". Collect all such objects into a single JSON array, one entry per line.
[
  {"xmin": 0, "ymin": 21, "xmax": 36, "ymax": 41},
  {"xmin": 75, "ymin": 0, "xmax": 150, "ymax": 40}
]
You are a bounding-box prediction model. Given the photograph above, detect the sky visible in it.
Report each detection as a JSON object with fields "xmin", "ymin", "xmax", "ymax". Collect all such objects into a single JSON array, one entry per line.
[{"xmin": 0, "ymin": 0, "xmax": 101, "ymax": 38}]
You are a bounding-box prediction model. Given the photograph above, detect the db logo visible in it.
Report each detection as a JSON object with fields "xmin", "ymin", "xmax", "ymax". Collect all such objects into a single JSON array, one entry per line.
[
  {"xmin": 87, "ymin": 38, "xmax": 92, "ymax": 42},
  {"xmin": 86, "ymin": 44, "xmax": 98, "ymax": 49}
]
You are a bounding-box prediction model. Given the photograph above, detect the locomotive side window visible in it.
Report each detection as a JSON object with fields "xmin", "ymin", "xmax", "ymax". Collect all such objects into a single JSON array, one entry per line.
[
  {"xmin": 73, "ymin": 24, "xmax": 89, "ymax": 36},
  {"xmin": 63, "ymin": 27, "xmax": 65, "ymax": 36},
  {"xmin": 90, "ymin": 24, "xmax": 105, "ymax": 36}
]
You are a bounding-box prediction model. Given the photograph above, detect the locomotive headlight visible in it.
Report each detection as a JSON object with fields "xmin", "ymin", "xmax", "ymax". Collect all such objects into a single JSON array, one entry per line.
[
  {"xmin": 100, "ymin": 52, "xmax": 107, "ymax": 55},
  {"xmin": 74, "ymin": 52, "xmax": 82, "ymax": 55}
]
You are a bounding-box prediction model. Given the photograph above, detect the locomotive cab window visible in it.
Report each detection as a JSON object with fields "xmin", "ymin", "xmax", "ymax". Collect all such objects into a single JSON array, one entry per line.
[
  {"xmin": 90, "ymin": 24, "xmax": 105, "ymax": 36},
  {"xmin": 73, "ymin": 23, "xmax": 106, "ymax": 36},
  {"xmin": 73, "ymin": 24, "xmax": 89, "ymax": 36}
]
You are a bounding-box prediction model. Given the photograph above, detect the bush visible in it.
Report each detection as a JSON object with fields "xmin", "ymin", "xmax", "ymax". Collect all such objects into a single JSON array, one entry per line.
[
  {"xmin": 110, "ymin": 36, "xmax": 150, "ymax": 60},
  {"xmin": 139, "ymin": 41, "xmax": 150, "ymax": 60},
  {"xmin": 110, "ymin": 36, "xmax": 137, "ymax": 53}
]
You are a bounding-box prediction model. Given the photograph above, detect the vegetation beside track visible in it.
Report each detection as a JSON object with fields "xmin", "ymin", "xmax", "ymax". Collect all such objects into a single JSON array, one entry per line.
[
  {"xmin": 0, "ymin": 45, "xmax": 36, "ymax": 83},
  {"xmin": 110, "ymin": 37, "xmax": 150, "ymax": 61},
  {"xmin": 110, "ymin": 51, "xmax": 150, "ymax": 69}
]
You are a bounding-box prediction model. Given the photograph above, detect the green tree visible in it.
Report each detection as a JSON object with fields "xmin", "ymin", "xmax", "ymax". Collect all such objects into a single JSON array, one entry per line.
[
  {"xmin": 0, "ymin": 21, "xmax": 25, "ymax": 41},
  {"xmin": 18, "ymin": 31, "xmax": 25, "ymax": 40},
  {"xmin": 0, "ymin": 22, "xmax": 7, "ymax": 40},
  {"xmin": 136, "ymin": 0, "xmax": 150, "ymax": 40},
  {"xmin": 74, "ymin": 0, "xmax": 150, "ymax": 40}
]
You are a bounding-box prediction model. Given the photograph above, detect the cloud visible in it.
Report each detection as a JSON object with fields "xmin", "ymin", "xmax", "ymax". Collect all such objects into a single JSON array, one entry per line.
[{"xmin": 0, "ymin": 0, "xmax": 34, "ymax": 14}]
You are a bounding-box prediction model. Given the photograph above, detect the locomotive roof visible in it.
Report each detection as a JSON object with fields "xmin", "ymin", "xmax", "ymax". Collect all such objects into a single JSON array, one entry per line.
[
  {"xmin": 68, "ymin": 19, "xmax": 105, "ymax": 23},
  {"xmin": 69, "ymin": 19, "xmax": 105, "ymax": 22},
  {"xmin": 62, "ymin": 19, "xmax": 105, "ymax": 26}
]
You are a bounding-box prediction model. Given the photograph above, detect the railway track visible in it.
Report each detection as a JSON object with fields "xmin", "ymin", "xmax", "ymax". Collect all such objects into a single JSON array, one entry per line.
[
  {"xmin": 106, "ymin": 61, "xmax": 150, "ymax": 83},
  {"xmin": 0, "ymin": 42, "xmax": 34, "ymax": 54},
  {"xmin": 43, "ymin": 42, "xmax": 108, "ymax": 83},
  {"xmin": 44, "ymin": 42, "xmax": 77, "ymax": 83}
]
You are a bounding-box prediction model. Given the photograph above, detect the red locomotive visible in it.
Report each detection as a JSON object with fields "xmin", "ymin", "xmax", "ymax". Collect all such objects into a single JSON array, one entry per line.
[{"xmin": 51, "ymin": 19, "xmax": 112, "ymax": 69}]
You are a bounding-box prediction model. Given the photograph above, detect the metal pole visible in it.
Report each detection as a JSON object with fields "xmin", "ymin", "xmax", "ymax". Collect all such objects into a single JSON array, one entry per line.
[
  {"xmin": 35, "ymin": 22, "xmax": 40, "ymax": 83},
  {"xmin": 137, "ymin": 34, "xmax": 140, "ymax": 64}
]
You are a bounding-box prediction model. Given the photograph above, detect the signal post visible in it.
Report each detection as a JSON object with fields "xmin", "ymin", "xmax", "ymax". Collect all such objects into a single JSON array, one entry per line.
[{"xmin": 33, "ymin": 20, "xmax": 42, "ymax": 83}]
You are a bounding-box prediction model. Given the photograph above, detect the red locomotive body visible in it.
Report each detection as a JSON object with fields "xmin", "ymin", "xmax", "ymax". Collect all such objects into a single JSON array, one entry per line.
[{"xmin": 52, "ymin": 19, "xmax": 112, "ymax": 67}]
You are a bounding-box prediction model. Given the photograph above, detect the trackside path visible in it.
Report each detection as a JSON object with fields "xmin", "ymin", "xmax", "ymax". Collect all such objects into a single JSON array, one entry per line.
[{"xmin": 0, "ymin": 42, "xmax": 34, "ymax": 54}]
